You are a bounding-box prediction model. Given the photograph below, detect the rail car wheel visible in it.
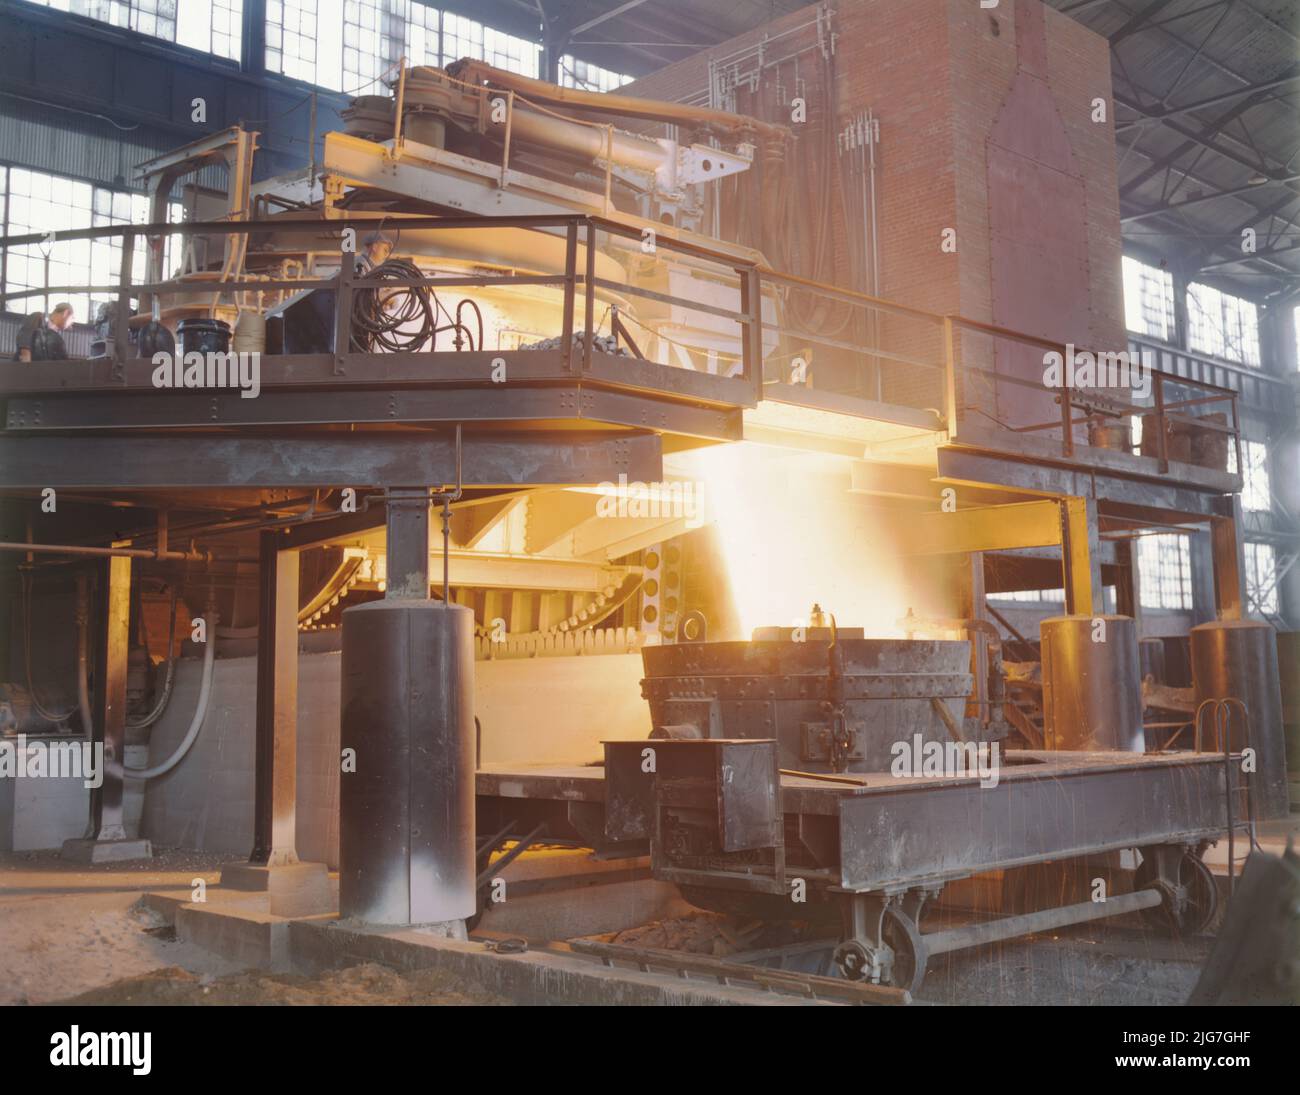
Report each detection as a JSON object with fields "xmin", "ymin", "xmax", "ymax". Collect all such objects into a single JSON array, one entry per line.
[
  {"xmin": 834, "ymin": 903, "xmax": 928, "ymax": 995},
  {"xmin": 1136, "ymin": 846, "xmax": 1218, "ymax": 937}
]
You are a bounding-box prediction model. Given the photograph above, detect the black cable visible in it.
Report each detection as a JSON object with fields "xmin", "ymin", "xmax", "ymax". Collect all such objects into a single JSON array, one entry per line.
[
  {"xmin": 456, "ymin": 298, "xmax": 484, "ymax": 353},
  {"xmin": 350, "ymin": 258, "xmax": 487, "ymax": 353},
  {"xmin": 350, "ymin": 257, "xmax": 436, "ymax": 352}
]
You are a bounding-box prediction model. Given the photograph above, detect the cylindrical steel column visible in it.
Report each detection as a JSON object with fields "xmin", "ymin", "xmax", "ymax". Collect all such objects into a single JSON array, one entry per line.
[
  {"xmin": 1040, "ymin": 614, "xmax": 1144, "ymax": 752},
  {"xmin": 1191, "ymin": 619, "xmax": 1289, "ymax": 819},
  {"xmin": 339, "ymin": 599, "xmax": 476, "ymax": 924}
]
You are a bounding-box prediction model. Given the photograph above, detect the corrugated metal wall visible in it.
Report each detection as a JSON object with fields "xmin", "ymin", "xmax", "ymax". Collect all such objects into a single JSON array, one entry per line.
[{"xmin": 0, "ymin": 97, "xmax": 227, "ymax": 194}]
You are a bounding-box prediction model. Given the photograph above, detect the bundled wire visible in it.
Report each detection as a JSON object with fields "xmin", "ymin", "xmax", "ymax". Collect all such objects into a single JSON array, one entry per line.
[
  {"xmin": 350, "ymin": 257, "xmax": 482, "ymax": 353},
  {"xmin": 350, "ymin": 257, "xmax": 437, "ymax": 352}
]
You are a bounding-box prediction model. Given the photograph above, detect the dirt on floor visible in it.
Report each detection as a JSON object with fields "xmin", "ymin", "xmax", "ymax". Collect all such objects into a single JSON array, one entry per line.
[
  {"xmin": 0, "ymin": 849, "xmax": 238, "ymax": 1005},
  {"xmin": 56, "ymin": 962, "xmax": 511, "ymax": 1006}
]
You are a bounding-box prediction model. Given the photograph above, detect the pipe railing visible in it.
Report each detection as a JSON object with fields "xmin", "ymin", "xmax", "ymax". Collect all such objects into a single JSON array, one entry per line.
[
  {"xmin": 0, "ymin": 209, "xmax": 1251, "ymax": 476},
  {"xmin": 943, "ymin": 314, "xmax": 1242, "ymax": 476},
  {"xmin": 0, "ymin": 212, "xmax": 764, "ymax": 396}
]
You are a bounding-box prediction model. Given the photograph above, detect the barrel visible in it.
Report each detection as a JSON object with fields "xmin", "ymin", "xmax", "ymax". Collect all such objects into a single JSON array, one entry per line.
[{"xmin": 176, "ymin": 317, "xmax": 231, "ymax": 357}]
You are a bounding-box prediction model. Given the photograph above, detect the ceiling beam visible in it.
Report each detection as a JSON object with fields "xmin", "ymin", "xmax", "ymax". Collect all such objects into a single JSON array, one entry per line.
[
  {"xmin": 1116, "ymin": 75, "xmax": 1300, "ymax": 132},
  {"xmin": 567, "ymin": 0, "xmax": 654, "ymax": 37},
  {"xmin": 1108, "ymin": 0, "xmax": 1179, "ymax": 45}
]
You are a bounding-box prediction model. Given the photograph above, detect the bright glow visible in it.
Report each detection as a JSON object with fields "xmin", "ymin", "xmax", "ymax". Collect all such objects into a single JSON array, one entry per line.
[{"xmin": 682, "ymin": 443, "xmax": 908, "ymax": 639}]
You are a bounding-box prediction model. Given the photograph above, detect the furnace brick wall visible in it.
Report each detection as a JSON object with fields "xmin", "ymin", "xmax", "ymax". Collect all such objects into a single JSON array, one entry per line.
[{"xmin": 621, "ymin": 0, "xmax": 1125, "ymax": 418}]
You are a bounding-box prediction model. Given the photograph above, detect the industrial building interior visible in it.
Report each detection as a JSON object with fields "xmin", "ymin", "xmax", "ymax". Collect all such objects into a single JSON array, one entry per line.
[{"xmin": 0, "ymin": 0, "xmax": 1297, "ymax": 1013}]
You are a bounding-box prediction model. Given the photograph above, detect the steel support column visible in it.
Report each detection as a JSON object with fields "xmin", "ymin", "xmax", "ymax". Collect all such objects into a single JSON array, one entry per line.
[
  {"xmin": 87, "ymin": 554, "xmax": 131, "ymax": 842},
  {"xmin": 385, "ymin": 489, "xmax": 431, "ymax": 600},
  {"xmin": 1211, "ymin": 495, "xmax": 1246, "ymax": 621},
  {"xmin": 250, "ymin": 531, "xmax": 301, "ymax": 866},
  {"xmin": 1061, "ymin": 497, "xmax": 1103, "ymax": 615}
]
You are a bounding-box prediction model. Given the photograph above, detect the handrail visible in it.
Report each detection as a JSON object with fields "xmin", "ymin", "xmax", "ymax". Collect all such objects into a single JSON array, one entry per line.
[
  {"xmin": 943, "ymin": 314, "xmax": 1242, "ymax": 471},
  {"xmin": 0, "ymin": 210, "xmax": 1255, "ymax": 469}
]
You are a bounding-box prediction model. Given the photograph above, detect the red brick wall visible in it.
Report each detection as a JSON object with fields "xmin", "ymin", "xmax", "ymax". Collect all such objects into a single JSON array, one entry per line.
[{"xmin": 621, "ymin": 0, "xmax": 1124, "ymax": 412}]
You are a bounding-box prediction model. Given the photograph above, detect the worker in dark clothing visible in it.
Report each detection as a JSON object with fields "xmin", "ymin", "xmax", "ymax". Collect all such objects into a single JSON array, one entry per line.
[
  {"xmin": 14, "ymin": 302, "xmax": 74, "ymax": 361},
  {"xmin": 357, "ymin": 229, "xmax": 395, "ymax": 274}
]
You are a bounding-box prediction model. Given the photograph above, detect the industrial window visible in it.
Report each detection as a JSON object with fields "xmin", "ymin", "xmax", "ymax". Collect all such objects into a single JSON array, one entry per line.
[
  {"xmin": 1227, "ymin": 439, "xmax": 1272, "ymax": 514},
  {"xmin": 265, "ymin": 0, "xmax": 330, "ymax": 87},
  {"xmin": 1, "ymin": 166, "xmax": 182, "ymax": 325},
  {"xmin": 990, "ymin": 589, "xmax": 1066, "ymax": 604},
  {"xmin": 265, "ymin": 3, "xmax": 540, "ymax": 92},
  {"xmin": 405, "ymin": 1, "xmax": 441, "ymax": 67},
  {"xmin": 1245, "ymin": 541, "xmax": 1279, "ymax": 617},
  {"xmin": 1137, "ymin": 533, "xmax": 1193, "ymax": 611},
  {"xmin": 560, "ymin": 55, "xmax": 634, "ymax": 92},
  {"xmin": 344, "ymin": 0, "xmax": 406, "ymax": 95},
  {"xmin": 440, "ymin": 12, "xmax": 539, "ymax": 77},
  {"xmin": 22, "ymin": 0, "xmax": 243, "ymax": 62},
  {"xmin": 1187, "ymin": 282, "xmax": 1261, "ymax": 366},
  {"xmin": 1121, "ymin": 255, "xmax": 1175, "ymax": 343}
]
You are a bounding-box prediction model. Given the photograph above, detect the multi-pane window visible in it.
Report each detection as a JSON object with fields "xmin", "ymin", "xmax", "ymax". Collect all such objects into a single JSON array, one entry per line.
[
  {"xmin": 1245, "ymin": 541, "xmax": 1279, "ymax": 617},
  {"xmin": 266, "ymin": 3, "xmax": 542, "ymax": 91},
  {"xmin": 1137, "ymin": 533, "xmax": 1193, "ymax": 610},
  {"xmin": 483, "ymin": 25, "xmax": 539, "ymax": 78},
  {"xmin": 344, "ymin": 0, "xmax": 405, "ymax": 94},
  {"xmin": 1228, "ymin": 439, "xmax": 1272, "ymax": 514},
  {"xmin": 1121, "ymin": 255, "xmax": 1175, "ymax": 342},
  {"xmin": 265, "ymin": 0, "xmax": 326, "ymax": 86},
  {"xmin": 22, "ymin": 0, "xmax": 242, "ymax": 61},
  {"xmin": 439, "ymin": 10, "xmax": 482, "ymax": 67},
  {"xmin": 2, "ymin": 167, "xmax": 182, "ymax": 325},
  {"xmin": 990, "ymin": 589, "xmax": 1066, "ymax": 604},
  {"xmin": 405, "ymin": 1, "xmax": 441, "ymax": 67},
  {"xmin": 1187, "ymin": 282, "xmax": 1261, "ymax": 366}
]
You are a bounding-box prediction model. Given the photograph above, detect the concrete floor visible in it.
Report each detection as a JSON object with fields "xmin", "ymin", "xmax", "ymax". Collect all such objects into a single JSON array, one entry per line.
[
  {"xmin": 2, "ymin": 815, "xmax": 1295, "ymax": 1005},
  {"xmin": 0, "ymin": 849, "xmax": 238, "ymax": 1004}
]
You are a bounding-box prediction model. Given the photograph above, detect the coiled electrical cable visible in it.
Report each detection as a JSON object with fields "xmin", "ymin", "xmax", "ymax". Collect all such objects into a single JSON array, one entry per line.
[
  {"xmin": 350, "ymin": 257, "xmax": 437, "ymax": 352},
  {"xmin": 350, "ymin": 257, "xmax": 482, "ymax": 353}
]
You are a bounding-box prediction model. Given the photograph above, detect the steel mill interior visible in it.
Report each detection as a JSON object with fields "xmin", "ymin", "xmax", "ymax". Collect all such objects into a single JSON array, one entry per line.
[{"xmin": 0, "ymin": 0, "xmax": 1298, "ymax": 1017}]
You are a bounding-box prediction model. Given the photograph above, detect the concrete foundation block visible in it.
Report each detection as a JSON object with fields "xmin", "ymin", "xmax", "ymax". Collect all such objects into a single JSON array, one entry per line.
[
  {"xmin": 176, "ymin": 902, "xmax": 291, "ymax": 971},
  {"xmin": 218, "ymin": 861, "xmax": 334, "ymax": 917},
  {"xmin": 61, "ymin": 837, "xmax": 152, "ymax": 864}
]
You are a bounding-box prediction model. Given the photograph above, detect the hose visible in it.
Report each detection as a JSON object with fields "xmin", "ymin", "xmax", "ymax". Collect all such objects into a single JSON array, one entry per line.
[
  {"xmin": 127, "ymin": 586, "xmax": 179, "ymax": 729},
  {"xmin": 123, "ymin": 615, "xmax": 217, "ymax": 781}
]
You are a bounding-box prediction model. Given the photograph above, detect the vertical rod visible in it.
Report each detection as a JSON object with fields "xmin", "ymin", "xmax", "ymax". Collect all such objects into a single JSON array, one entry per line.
[
  {"xmin": 561, "ymin": 220, "xmax": 578, "ymax": 372},
  {"xmin": 1153, "ymin": 373, "xmax": 1169, "ymax": 473},
  {"xmin": 114, "ymin": 230, "xmax": 134, "ymax": 377},
  {"xmin": 943, "ymin": 316, "xmax": 959, "ymax": 437},
  {"xmin": 1060, "ymin": 363, "xmax": 1075, "ymax": 458},
  {"xmin": 334, "ymin": 241, "xmax": 354, "ymax": 370},
  {"xmin": 392, "ymin": 56, "xmax": 408, "ymax": 149},
  {"xmin": 583, "ymin": 220, "xmax": 596, "ymax": 372},
  {"xmin": 500, "ymin": 90, "xmax": 515, "ymax": 187}
]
